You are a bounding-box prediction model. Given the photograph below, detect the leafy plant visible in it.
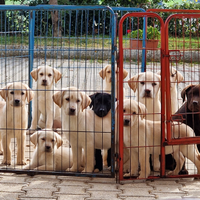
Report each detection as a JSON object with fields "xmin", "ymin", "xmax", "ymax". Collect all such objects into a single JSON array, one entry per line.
[{"xmin": 128, "ymin": 26, "xmax": 161, "ymax": 40}]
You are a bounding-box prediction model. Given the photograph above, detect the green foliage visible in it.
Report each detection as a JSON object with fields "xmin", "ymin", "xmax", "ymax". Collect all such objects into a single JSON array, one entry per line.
[{"xmin": 128, "ymin": 26, "xmax": 160, "ymax": 40}]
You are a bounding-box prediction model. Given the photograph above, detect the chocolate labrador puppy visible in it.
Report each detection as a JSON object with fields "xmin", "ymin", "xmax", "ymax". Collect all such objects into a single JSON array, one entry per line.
[{"xmin": 168, "ymin": 84, "xmax": 200, "ymax": 174}]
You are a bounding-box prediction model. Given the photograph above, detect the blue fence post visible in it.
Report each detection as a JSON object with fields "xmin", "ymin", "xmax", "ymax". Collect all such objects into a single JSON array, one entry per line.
[{"xmin": 28, "ymin": 10, "xmax": 35, "ymax": 127}]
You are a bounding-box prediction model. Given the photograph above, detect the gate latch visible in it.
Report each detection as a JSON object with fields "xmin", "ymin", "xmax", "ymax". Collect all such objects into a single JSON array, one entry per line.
[{"xmin": 168, "ymin": 50, "xmax": 182, "ymax": 61}]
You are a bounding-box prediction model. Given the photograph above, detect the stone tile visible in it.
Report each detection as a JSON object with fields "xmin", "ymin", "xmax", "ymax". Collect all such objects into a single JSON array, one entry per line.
[
  {"xmin": 23, "ymin": 180, "xmax": 58, "ymax": 190},
  {"xmin": 19, "ymin": 199, "xmax": 57, "ymax": 200},
  {"xmin": 0, "ymin": 183, "xmax": 25, "ymax": 193},
  {"xmin": 0, "ymin": 192, "xmax": 21, "ymax": 200},
  {"xmin": 56, "ymin": 185, "xmax": 89, "ymax": 195},
  {"xmin": 87, "ymin": 183, "xmax": 119, "ymax": 191},
  {"xmin": 119, "ymin": 188, "xmax": 154, "ymax": 197},
  {"xmin": 0, "ymin": 176, "xmax": 27, "ymax": 184},
  {"xmin": 58, "ymin": 194, "xmax": 90, "ymax": 200},
  {"xmin": 57, "ymin": 180, "xmax": 91, "ymax": 186},
  {"xmin": 153, "ymin": 193, "xmax": 184, "ymax": 199},
  {"xmin": 124, "ymin": 198, "xmax": 155, "ymax": 200},
  {"xmin": 19, "ymin": 189, "xmax": 55, "ymax": 198},
  {"xmin": 87, "ymin": 191, "xmax": 121, "ymax": 199},
  {"xmin": 182, "ymin": 191, "xmax": 200, "ymax": 198}
]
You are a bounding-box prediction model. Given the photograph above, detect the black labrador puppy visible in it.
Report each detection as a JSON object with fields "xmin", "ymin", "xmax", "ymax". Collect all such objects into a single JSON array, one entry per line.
[
  {"xmin": 167, "ymin": 84, "xmax": 200, "ymax": 174},
  {"xmin": 89, "ymin": 92, "xmax": 116, "ymax": 171}
]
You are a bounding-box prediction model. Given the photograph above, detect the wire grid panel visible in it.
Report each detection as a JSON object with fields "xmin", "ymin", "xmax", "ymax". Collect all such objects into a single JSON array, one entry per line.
[
  {"xmin": 0, "ymin": 5, "xmax": 116, "ymax": 177},
  {"xmin": 164, "ymin": 13, "xmax": 200, "ymax": 178}
]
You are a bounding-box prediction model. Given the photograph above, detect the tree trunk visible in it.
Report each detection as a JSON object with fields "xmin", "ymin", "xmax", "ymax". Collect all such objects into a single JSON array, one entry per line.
[{"xmin": 49, "ymin": 0, "xmax": 62, "ymax": 37}]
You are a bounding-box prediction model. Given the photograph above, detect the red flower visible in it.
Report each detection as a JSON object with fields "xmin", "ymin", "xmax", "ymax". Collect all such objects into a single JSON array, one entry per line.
[{"xmin": 127, "ymin": 29, "xmax": 131, "ymax": 33}]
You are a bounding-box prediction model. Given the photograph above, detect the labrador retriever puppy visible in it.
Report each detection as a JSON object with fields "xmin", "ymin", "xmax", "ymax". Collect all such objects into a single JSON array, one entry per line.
[
  {"xmin": 99, "ymin": 64, "xmax": 128, "ymax": 99},
  {"xmin": 23, "ymin": 129, "xmax": 74, "ymax": 171},
  {"xmin": 157, "ymin": 67, "xmax": 184, "ymax": 114},
  {"xmin": 53, "ymin": 87, "xmax": 95, "ymax": 173},
  {"xmin": 89, "ymin": 92, "xmax": 115, "ymax": 170},
  {"xmin": 128, "ymin": 71, "xmax": 161, "ymax": 121},
  {"xmin": 0, "ymin": 82, "xmax": 34, "ymax": 165},
  {"xmin": 119, "ymin": 99, "xmax": 200, "ymax": 179},
  {"xmin": 28, "ymin": 65, "xmax": 62, "ymax": 134}
]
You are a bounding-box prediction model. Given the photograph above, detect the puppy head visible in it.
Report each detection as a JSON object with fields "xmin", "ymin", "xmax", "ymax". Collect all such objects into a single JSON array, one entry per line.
[
  {"xmin": 53, "ymin": 87, "xmax": 91, "ymax": 115},
  {"xmin": 157, "ymin": 67, "xmax": 184, "ymax": 88},
  {"xmin": 89, "ymin": 92, "xmax": 115, "ymax": 117},
  {"xmin": 122, "ymin": 99, "xmax": 147, "ymax": 126},
  {"xmin": 0, "ymin": 82, "xmax": 34, "ymax": 107},
  {"xmin": 30, "ymin": 129, "xmax": 63, "ymax": 152},
  {"xmin": 31, "ymin": 65, "xmax": 62, "ymax": 87},
  {"xmin": 181, "ymin": 84, "xmax": 200, "ymax": 112},
  {"xmin": 99, "ymin": 64, "xmax": 128, "ymax": 83},
  {"xmin": 128, "ymin": 72, "xmax": 161, "ymax": 99}
]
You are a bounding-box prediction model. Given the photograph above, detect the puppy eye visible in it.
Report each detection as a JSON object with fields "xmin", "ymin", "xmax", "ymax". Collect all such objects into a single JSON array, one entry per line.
[
  {"xmin": 152, "ymin": 82, "xmax": 157, "ymax": 86},
  {"xmin": 10, "ymin": 91, "xmax": 14, "ymax": 95},
  {"xmin": 77, "ymin": 99, "xmax": 80, "ymax": 103},
  {"xmin": 171, "ymin": 74, "xmax": 174, "ymax": 77},
  {"xmin": 21, "ymin": 92, "xmax": 25, "ymax": 95},
  {"xmin": 65, "ymin": 98, "xmax": 70, "ymax": 101},
  {"xmin": 48, "ymin": 74, "xmax": 52, "ymax": 77},
  {"xmin": 41, "ymin": 138, "xmax": 45, "ymax": 141},
  {"xmin": 40, "ymin": 73, "xmax": 43, "ymax": 76},
  {"xmin": 123, "ymin": 109, "xmax": 126, "ymax": 113},
  {"xmin": 107, "ymin": 70, "xmax": 111, "ymax": 73},
  {"xmin": 133, "ymin": 112, "xmax": 136, "ymax": 115},
  {"xmin": 51, "ymin": 139, "xmax": 55, "ymax": 142},
  {"xmin": 140, "ymin": 82, "xmax": 144, "ymax": 85}
]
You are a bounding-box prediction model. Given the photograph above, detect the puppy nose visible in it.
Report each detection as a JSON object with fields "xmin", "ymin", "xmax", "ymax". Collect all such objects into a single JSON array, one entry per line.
[
  {"xmin": 43, "ymin": 79, "xmax": 47, "ymax": 84},
  {"xmin": 14, "ymin": 99, "xmax": 20, "ymax": 104},
  {"xmin": 99, "ymin": 108, "xmax": 105, "ymax": 113},
  {"xmin": 70, "ymin": 108, "xmax": 76, "ymax": 113},
  {"xmin": 145, "ymin": 89, "xmax": 151, "ymax": 94},
  {"xmin": 124, "ymin": 119, "xmax": 130, "ymax": 126},
  {"xmin": 45, "ymin": 146, "xmax": 51, "ymax": 150},
  {"xmin": 193, "ymin": 100, "xmax": 198, "ymax": 105}
]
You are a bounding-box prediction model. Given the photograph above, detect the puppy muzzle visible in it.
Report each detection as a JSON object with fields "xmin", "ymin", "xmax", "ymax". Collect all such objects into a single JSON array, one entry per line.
[
  {"xmin": 97, "ymin": 108, "xmax": 107, "ymax": 117},
  {"xmin": 42, "ymin": 79, "xmax": 48, "ymax": 86},
  {"xmin": 123, "ymin": 119, "xmax": 130, "ymax": 126},
  {"xmin": 68, "ymin": 108, "xmax": 76, "ymax": 115},
  {"xmin": 143, "ymin": 89, "xmax": 151, "ymax": 98},
  {"xmin": 45, "ymin": 145, "xmax": 52, "ymax": 152},
  {"xmin": 13, "ymin": 99, "xmax": 21, "ymax": 107}
]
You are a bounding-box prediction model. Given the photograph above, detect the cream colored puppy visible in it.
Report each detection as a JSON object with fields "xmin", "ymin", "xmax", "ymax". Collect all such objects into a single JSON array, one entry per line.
[
  {"xmin": 0, "ymin": 82, "xmax": 34, "ymax": 165},
  {"xmin": 28, "ymin": 65, "xmax": 62, "ymax": 133},
  {"xmin": 23, "ymin": 129, "xmax": 73, "ymax": 171},
  {"xmin": 99, "ymin": 64, "xmax": 128, "ymax": 99},
  {"xmin": 120, "ymin": 99, "xmax": 200, "ymax": 179},
  {"xmin": 157, "ymin": 67, "xmax": 184, "ymax": 114},
  {"xmin": 128, "ymin": 71, "xmax": 161, "ymax": 121},
  {"xmin": 53, "ymin": 87, "xmax": 95, "ymax": 173}
]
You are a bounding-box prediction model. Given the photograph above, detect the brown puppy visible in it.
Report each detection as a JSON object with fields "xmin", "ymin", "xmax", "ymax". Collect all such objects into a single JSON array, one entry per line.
[{"xmin": 0, "ymin": 82, "xmax": 34, "ymax": 165}]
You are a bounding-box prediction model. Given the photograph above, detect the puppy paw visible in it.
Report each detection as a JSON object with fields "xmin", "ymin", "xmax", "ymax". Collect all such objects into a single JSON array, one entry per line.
[
  {"xmin": 26, "ymin": 129, "xmax": 35, "ymax": 135},
  {"xmin": 153, "ymin": 167, "xmax": 160, "ymax": 172},
  {"xmin": 167, "ymin": 170, "xmax": 175, "ymax": 176},
  {"xmin": 93, "ymin": 168, "xmax": 100, "ymax": 173},
  {"xmin": 2, "ymin": 160, "xmax": 11, "ymax": 165},
  {"xmin": 17, "ymin": 160, "xmax": 26, "ymax": 165},
  {"xmin": 0, "ymin": 150, "xmax": 3, "ymax": 155},
  {"xmin": 66, "ymin": 167, "xmax": 77, "ymax": 172},
  {"xmin": 123, "ymin": 172, "xmax": 131, "ymax": 178}
]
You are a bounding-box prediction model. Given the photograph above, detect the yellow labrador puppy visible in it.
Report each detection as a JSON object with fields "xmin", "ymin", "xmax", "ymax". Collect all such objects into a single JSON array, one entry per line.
[
  {"xmin": 53, "ymin": 87, "xmax": 95, "ymax": 173},
  {"xmin": 119, "ymin": 99, "xmax": 200, "ymax": 179},
  {"xmin": 0, "ymin": 82, "xmax": 34, "ymax": 165},
  {"xmin": 128, "ymin": 71, "xmax": 161, "ymax": 121},
  {"xmin": 157, "ymin": 67, "xmax": 184, "ymax": 114},
  {"xmin": 28, "ymin": 65, "xmax": 62, "ymax": 133},
  {"xmin": 23, "ymin": 129, "xmax": 73, "ymax": 171},
  {"xmin": 99, "ymin": 64, "xmax": 128, "ymax": 99}
]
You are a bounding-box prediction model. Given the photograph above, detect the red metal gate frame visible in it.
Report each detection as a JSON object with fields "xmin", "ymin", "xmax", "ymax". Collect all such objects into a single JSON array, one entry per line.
[
  {"xmin": 118, "ymin": 12, "xmax": 165, "ymax": 181},
  {"xmin": 164, "ymin": 13, "xmax": 200, "ymax": 179}
]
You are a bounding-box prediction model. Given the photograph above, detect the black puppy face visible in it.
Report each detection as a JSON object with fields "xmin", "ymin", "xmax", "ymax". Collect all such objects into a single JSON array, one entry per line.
[
  {"xmin": 89, "ymin": 93, "xmax": 113, "ymax": 117},
  {"xmin": 182, "ymin": 85, "xmax": 200, "ymax": 112}
]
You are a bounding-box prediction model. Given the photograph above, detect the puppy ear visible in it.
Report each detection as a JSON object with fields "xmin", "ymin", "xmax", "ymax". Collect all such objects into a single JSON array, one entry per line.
[
  {"xmin": 89, "ymin": 93, "xmax": 96, "ymax": 108},
  {"xmin": 176, "ymin": 71, "xmax": 184, "ymax": 83},
  {"xmin": 53, "ymin": 91, "xmax": 63, "ymax": 108},
  {"xmin": 123, "ymin": 69, "xmax": 128, "ymax": 79},
  {"xmin": 128, "ymin": 74, "xmax": 139, "ymax": 92},
  {"xmin": 0, "ymin": 83, "xmax": 12, "ymax": 101},
  {"xmin": 30, "ymin": 68, "xmax": 40, "ymax": 81},
  {"xmin": 99, "ymin": 65, "xmax": 109, "ymax": 79},
  {"xmin": 55, "ymin": 132, "xmax": 63, "ymax": 149},
  {"xmin": 23, "ymin": 84, "xmax": 34, "ymax": 103},
  {"xmin": 138, "ymin": 102, "xmax": 147, "ymax": 119},
  {"xmin": 53, "ymin": 68, "xmax": 62, "ymax": 83},
  {"xmin": 181, "ymin": 85, "xmax": 194, "ymax": 102},
  {"xmin": 30, "ymin": 131, "xmax": 39, "ymax": 146},
  {"xmin": 81, "ymin": 92, "xmax": 91, "ymax": 111},
  {"xmin": 155, "ymin": 73, "xmax": 161, "ymax": 88}
]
